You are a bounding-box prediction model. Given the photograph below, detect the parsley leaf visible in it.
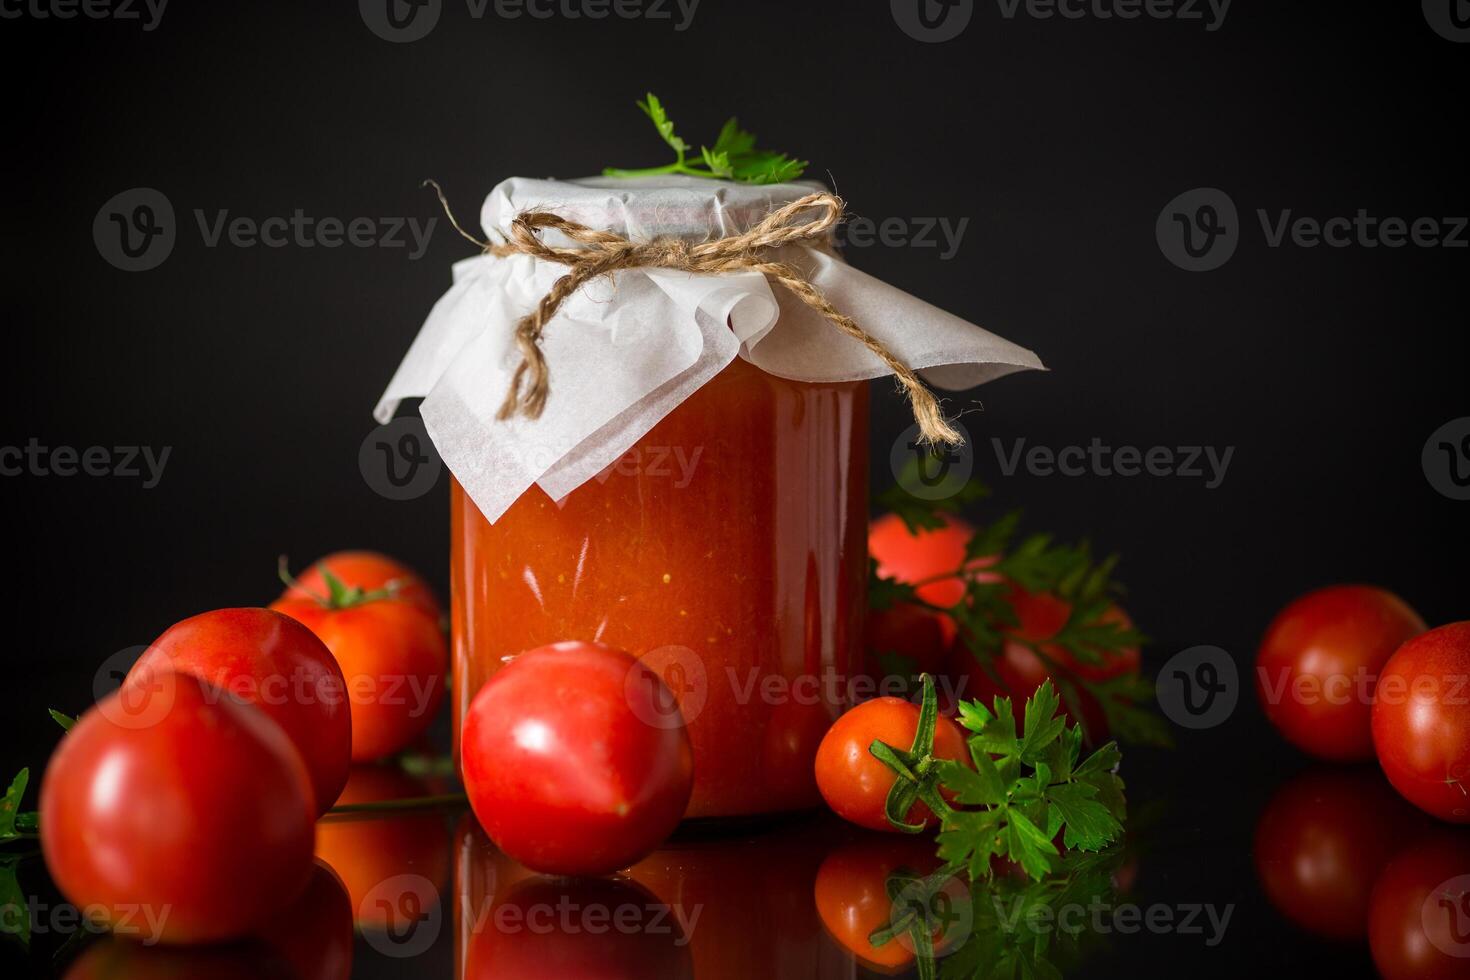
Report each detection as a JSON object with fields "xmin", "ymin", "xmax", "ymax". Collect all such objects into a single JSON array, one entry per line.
[{"xmin": 605, "ymin": 94, "xmax": 808, "ymax": 185}]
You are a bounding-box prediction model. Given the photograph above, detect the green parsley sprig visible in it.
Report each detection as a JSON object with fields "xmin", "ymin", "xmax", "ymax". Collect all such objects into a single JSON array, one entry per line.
[
  {"xmin": 872, "ymin": 676, "xmax": 1126, "ymax": 883},
  {"xmin": 602, "ymin": 93, "xmax": 808, "ymax": 185}
]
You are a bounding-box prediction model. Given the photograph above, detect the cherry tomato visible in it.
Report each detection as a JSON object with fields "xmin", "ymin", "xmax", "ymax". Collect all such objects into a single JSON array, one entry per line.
[
  {"xmin": 814, "ymin": 697, "xmax": 970, "ymax": 833},
  {"xmin": 313, "ymin": 766, "xmax": 451, "ymax": 930},
  {"xmin": 1254, "ymin": 766, "xmax": 1427, "ymax": 941},
  {"xmin": 1369, "ymin": 829, "xmax": 1470, "ymax": 980},
  {"xmin": 460, "ymin": 641, "xmax": 694, "ymax": 875},
  {"xmin": 949, "ymin": 587, "xmax": 1139, "ymax": 742},
  {"xmin": 127, "ymin": 607, "xmax": 351, "ymax": 814},
  {"xmin": 40, "ymin": 672, "xmax": 316, "ymax": 944},
  {"xmin": 1255, "ymin": 585, "xmax": 1426, "ymax": 762},
  {"xmin": 271, "ymin": 589, "xmax": 446, "ymax": 763},
  {"xmin": 280, "ymin": 550, "xmax": 442, "ymax": 622},
  {"xmin": 814, "ymin": 835, "xmax": 961, "ymax": 974},
  {"xmin": 1372, "ymin": 621, "xmax": 1470, "ymax": 822},
  {"xmin": 462, "ymin": 875, "xmax": 693, "ymax": 980}
]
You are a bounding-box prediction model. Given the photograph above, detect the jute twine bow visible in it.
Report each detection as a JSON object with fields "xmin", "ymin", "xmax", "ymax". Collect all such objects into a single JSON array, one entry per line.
[{"xmin": 423, "ymin": 180, "xmax": 962, "ymax": 446}]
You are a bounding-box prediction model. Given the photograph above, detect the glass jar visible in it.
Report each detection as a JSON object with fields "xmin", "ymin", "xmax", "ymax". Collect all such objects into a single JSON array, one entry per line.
[{"xmin": 451, "ymin": 355, "xmax": 869, "ymax": 818}]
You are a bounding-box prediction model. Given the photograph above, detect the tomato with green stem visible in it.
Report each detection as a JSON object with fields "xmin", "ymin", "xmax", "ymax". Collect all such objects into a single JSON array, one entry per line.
[
  {"xmin": 126, "ymin": 607, "xmax": 351, "ymax": 813},
  {"xmin": 815, "ymin": 685, "xmax": 970, "ymax": 833},
  {"xmin": 279, "ymin": 551, "xmax": 441, "ymax": 623},
  {"xmin": 41, "ymin": 672, "xmax": 316, "ymax": 945},
  {"xmin": 272, "ymin": 558, "xmax": 447, "ymax": 762}
]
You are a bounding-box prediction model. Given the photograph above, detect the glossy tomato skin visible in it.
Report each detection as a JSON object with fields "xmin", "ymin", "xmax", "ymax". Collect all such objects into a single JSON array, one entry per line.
[
  {"xmin": 272, "ymin": 595, "xmax": 447, "ymax": 762},
  {"xmin": 814, "ymin": 697, "xmax": 970, "ymax": 832},
  {"xmin": 1369, "ymin": 830, "xmax": 1470, "ymax": 980},
  {"xmin": 1256, "ymin": 585, "xmax": 1426, "ymax": 762},
  {"xmin": 127, "ymin": 607, "xmax": 351, "ymax": 814},
  {"xmin": 460, "ymin": 642, "xmax": 694, "ymax": 875},
  {"xmin": 1372, "ymin": 621, "xmax": 1470, "ymax": 823},
  {"xmin": 1253, "ymin": 766, "xmax": 1428, "ymax": 941},
  {"xmin": 282, "ymin": 550, "xmax": 442, "ymax": 622},
  {"xmin": 40, "ymin": 673, "xmax": 316, "ymax": 945}
]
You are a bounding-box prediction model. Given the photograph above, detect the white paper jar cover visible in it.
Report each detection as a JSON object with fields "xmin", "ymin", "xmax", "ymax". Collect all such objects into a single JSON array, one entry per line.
[{"xmin": 375, "ymin": 175, "xmax": 1045, "ymax": 523}]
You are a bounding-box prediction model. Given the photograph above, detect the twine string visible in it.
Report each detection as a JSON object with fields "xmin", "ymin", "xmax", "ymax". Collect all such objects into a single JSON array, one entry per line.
[{"xmin": 422, "ymin": 179, "xmax": 962, "ymax": 445}]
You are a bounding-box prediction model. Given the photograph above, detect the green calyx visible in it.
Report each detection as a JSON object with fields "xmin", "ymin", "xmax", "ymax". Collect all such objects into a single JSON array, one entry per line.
[{"xmin": 277, "ymin": 556, "xmax": 402, "ymax": 611}]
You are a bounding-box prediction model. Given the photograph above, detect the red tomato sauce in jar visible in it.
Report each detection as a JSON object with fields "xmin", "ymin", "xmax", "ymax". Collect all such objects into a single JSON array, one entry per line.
[{"xmin": 451, "ymin": 356, "xmax": 869, "ymax": 818}]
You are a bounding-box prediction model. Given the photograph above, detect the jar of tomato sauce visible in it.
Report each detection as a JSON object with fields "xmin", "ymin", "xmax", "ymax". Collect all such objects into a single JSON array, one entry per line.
[
  {"xmin": 378, "ymin": 176, "xmax": 1041, "ymax": 820},
  {"xmin": 451, "ymin": 355, "xmax": 869, "ymax": 819}
]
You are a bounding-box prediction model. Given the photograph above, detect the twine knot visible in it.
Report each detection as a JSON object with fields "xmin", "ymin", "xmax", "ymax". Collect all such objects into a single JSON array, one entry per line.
[{"xmin": 424, "ymin": 180, "xmax": 963, "ymax": 446}]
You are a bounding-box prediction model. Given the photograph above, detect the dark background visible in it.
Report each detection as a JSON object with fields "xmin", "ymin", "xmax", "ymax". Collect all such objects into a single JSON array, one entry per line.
[{"xmin": 2, "ymin": 1, "xmax": 1467, "ymax": 976}]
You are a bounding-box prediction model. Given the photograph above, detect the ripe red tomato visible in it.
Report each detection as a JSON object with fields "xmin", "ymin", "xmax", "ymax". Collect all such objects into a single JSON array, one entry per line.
[
  {"xmin": 126, "ymin": 607, "xmax": 351, "ymax": 814},
  {"xmin": 1254, "ymin": 766, "xmax": 1428, "ymax": 941},
  {"xmin": 869, "ymin": 513, "xmax": 982, "ymax": 610},
  {"xmin": 40, "ymin": 673, "xmax": 316, "ymax": 944},
  {"xmin": 1372, "ymin": 621, "xmax": 1470, "ymax": 823},
  {"xmin": 814, "ymin": 835, "xmax": 958, "ymax": 973},
  {"xmin": 1256, "ymin": 585, "xmax": 1426, "ymax": 762},
  {"xmin": 814, "ymin": 696, "xmax": 970, "ymax": 832},
  {"xmin": 460, "ymin": 642, "xmax": 694, "ymax": 875},
  {"xmin": 280, "ymin": 550, "xmax": 442, "ymax": 622},
  {"xmin": 271, "ymin": 590, "xmax": 446, "ymax": 763},
  {"xmin": 1368, "ymin": 829, "xmax": 1470, "ymax": 980},
  {"xmin": 949, "ymin": 587, "xmax": 1139, "ymax": 741}
]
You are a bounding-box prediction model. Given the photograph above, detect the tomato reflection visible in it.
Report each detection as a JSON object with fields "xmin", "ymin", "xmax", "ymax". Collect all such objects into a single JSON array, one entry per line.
[
  {"xmin": 1369, "ymin": 830, "xmax": 1470, "ymax": 980},
  {"xmin": 1254, "ymin": 765, "xmax": 1428, "ymax": 941},
  {"xmin": 314, "ymin": 765, "xmax": 451, "ymax": 933},
  {"xmin": 455, "ymin": 819, "xmax": 693, "ymax": 979},
  {"xmin": 62, "ymin": 861, "xmax": 352, "ymax": 980},
  {"xmin": 63, "ymin": 938, "xmax": 294, "ymax": 979},
  {"xmin": 456, "ymin": 814, "xmax": 852, "ymax": 979},
  {"xmin": 813, "ymin": 834, "xmax": 950, "ymax": 975},
  {"xmin": 259, "ymin": 861, "xmax": 354, "ymax": 980}
]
